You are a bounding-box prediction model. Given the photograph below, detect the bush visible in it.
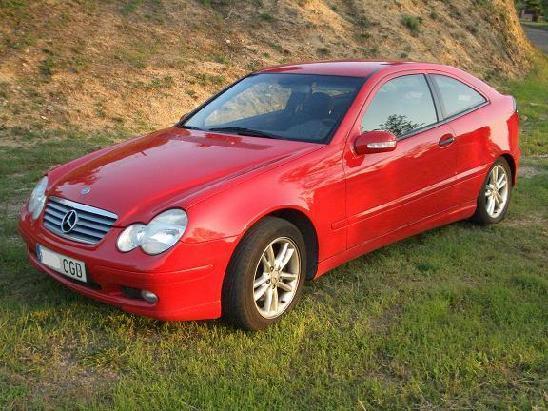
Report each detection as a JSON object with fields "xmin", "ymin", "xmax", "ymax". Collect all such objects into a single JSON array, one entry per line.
[{"xmin": 401, "ymin": 14, "xmax": 421, "ymax": 34}]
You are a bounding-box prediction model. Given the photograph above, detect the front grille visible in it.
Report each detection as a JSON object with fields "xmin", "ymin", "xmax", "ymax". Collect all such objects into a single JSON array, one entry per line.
[{"xmin": 43, "ymin": 196, "xmax": 118, "ymax": 245}]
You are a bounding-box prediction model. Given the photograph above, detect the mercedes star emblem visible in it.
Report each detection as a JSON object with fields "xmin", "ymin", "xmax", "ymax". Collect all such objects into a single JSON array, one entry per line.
[{"xmin": 61, "ymin": 210, "xmax": 79, "ymax": 233}]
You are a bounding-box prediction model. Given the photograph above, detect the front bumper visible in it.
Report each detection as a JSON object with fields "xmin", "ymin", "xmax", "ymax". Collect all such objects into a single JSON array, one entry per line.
[{"xmin": 18, "ymin": 207, "xmax": 238, "ymax": 321}]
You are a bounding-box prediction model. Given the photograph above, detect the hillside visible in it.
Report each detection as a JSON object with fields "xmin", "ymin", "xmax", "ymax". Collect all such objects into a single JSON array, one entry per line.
[{"xmin": 0, "ymin": 0, "xmax": 534, "ymax": 136}]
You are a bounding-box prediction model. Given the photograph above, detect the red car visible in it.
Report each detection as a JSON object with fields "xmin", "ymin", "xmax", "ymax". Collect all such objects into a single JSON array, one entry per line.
[{"xmin": 19, "ymin": 61, "xmax": 520, "ymax": 330}]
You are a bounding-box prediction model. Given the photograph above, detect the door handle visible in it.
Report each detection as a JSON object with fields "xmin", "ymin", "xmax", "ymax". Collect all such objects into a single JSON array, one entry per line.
[{"xmin": 439, "ymin": 134, "xmax": 455, "ymax": 147}]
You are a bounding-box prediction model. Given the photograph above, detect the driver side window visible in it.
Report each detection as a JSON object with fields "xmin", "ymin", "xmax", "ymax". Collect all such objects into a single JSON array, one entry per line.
[
  {"xmin": 205, "ymin": 82, "xmax": 291, "ymax": 127},
  {"xmin": 361, "ymin": 74, "xmax": 438, "ymax": 138}
]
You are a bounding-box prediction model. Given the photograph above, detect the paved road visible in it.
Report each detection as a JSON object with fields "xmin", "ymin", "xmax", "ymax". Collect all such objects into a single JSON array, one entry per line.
[{"xmin": 522, "ymin": 25, "xmax": 548, "ymax": 53}]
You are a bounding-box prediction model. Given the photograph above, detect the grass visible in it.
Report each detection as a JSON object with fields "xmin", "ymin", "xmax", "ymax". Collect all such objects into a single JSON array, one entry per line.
[
  {"xmin": 501, "ymin": 54, "xmax": 548, "ymax": 156},
  {"xmin": 521, "ymin": 20, "xmax": 548, "ymax": 31},
  {"xmin": 0, "ymin": 61, "xmax": 547, "ymax": 408}
]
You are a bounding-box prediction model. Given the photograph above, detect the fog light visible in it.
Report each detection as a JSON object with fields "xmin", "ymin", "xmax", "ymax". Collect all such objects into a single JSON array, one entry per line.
[{"xmin": 141, "ymin": 290, "xmax": 158, "ymax": 304}]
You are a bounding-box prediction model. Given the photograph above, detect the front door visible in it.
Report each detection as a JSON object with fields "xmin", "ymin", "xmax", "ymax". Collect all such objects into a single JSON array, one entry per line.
[{"xmin": 343, "ymin": 73, "xmax": 458, "ymax": 249}]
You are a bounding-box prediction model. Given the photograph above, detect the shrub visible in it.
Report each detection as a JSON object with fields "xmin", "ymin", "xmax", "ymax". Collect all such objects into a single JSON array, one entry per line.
[
  {"xmin": 401, "ymin": 14, "xmax": 421, "ymax": 34},
  {"xmin": 259, "ymin": 12, "xmax": 273, "ymax": 22}
]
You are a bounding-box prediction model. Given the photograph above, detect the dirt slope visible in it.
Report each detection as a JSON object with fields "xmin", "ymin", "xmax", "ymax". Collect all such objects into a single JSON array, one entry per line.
[{"xmin": 0, "ymin": 0, "xmax": 534, "ymax": 135}]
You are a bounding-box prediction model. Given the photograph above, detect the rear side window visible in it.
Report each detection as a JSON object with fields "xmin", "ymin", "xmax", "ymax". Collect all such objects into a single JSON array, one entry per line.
[
  {"xmin": 432, "ymin": 74, "xmax": 486, "ymax": 118},
  {"xmin": 361, "ymin": 74, "xmax": 438, "ymax": 138}
]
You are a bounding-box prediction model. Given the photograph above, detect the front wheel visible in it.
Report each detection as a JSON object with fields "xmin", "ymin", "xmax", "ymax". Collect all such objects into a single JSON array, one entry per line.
[
  {"xmin": 222, "ymin": 217, "xmax": 306, "ymax": 331},
  {"xmin": 471, "ymin": 158, "xmax": 512, "ymax": 225}
]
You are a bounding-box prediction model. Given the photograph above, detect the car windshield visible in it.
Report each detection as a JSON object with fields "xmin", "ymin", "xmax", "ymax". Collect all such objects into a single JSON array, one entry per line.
[{"xmin": 182, "ymin": 73, "xmax": 366, "ymax": 144}]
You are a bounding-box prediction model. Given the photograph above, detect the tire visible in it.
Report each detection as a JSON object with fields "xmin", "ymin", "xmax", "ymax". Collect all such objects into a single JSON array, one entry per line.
[
  {"xmin": 471, "ymin": 157, "xmax": 512, "ymax": 225},
  {"xmin": 222, "ymin": 217, "xmax": 306, "ymax": 331}
]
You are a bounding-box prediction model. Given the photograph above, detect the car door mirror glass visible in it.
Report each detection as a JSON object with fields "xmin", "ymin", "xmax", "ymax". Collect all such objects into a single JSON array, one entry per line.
[{"xmin": 354, "ymin": 130, "xmax": 397, "ymax": 155}]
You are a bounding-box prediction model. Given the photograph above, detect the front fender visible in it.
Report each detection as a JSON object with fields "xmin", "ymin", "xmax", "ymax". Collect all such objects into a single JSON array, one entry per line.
[
  {"xmin": 182, "ymin": 146, "xmax": 347, "ymax": 263},
  {"xmin": 184, "ymin": 168, "xmax": 315, "ymax": 243}
]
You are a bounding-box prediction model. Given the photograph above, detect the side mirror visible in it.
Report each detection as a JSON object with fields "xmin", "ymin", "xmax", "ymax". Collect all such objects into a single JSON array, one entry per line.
[{"xmin": 354, "ymin": 130, "xmax": 397, "ymax": 155}]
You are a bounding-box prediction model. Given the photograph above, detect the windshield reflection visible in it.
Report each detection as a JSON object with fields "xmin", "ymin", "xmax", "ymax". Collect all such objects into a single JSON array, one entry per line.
[{"xmin": 182, "ymin": 73, "xmax": 365, "ymax": 144}]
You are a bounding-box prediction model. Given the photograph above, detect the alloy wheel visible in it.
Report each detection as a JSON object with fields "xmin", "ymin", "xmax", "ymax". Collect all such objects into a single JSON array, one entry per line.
[
  {"xmin": 253, "ymin": 237, "xmax": 301, "ymax": 319},
  {"xmin": 484, "ymin": 164, "xmax": 509, "ymax": 218}
]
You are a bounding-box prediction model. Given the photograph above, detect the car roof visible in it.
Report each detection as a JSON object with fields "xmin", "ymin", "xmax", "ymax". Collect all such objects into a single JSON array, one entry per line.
[{"xmin": 258, "ymin": 60, "xmax": 449, "ymax": 78}]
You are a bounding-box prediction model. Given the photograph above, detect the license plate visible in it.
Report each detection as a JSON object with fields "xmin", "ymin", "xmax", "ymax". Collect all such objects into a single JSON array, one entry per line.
[{"xmin": 36, "ymin": 245, "xmax": 87, "ymax": 283}]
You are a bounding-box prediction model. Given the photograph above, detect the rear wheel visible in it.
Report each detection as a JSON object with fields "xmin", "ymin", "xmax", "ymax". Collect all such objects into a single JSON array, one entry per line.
[
  {"xmin": 471, "ymin": 158, "xmax": 512, "ymax": 225},
  {"xmin": 222, "ymin": 217, "xmax": 306, "ymax": 330}
]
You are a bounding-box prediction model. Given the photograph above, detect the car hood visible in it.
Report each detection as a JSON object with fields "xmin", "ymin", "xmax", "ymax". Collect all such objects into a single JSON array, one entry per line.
[{"xmin": 47, "ymin": 127, "xmax": 319, "ymax": 224}]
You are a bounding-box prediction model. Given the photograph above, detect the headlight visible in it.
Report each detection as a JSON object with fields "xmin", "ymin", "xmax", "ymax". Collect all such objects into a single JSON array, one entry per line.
[
  {"xmin": 117, "ymin": 209, "xmax": 188, "ymax": 255},
  {"xmin": 116, "ymin": 224, "xmax": 146, "ymax": 253},
  {"xmin": 28, "ymin": 176, "xmax": 48, "ymax": 220}
]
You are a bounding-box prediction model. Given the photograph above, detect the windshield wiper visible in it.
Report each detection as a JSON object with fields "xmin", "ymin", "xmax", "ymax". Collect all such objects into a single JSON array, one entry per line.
[
  {"xmin": 180, "ymin": 125, "xmax": 204, "ymax": 130},
  {"xmin": 206, "ymin": 126, "xmax": 280, "ymax": 139}
]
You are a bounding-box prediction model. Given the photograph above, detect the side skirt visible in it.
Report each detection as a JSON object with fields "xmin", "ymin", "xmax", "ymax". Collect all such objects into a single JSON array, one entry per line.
[{"xmin": 314, "ymin": 202, "xmax": 476, "ymax": 279}]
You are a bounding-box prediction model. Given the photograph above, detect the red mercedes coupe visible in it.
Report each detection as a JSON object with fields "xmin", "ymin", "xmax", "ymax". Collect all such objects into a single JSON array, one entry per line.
[{"xmin": 19, "ymin": 61, "xmax": 520, "ymax": 330}]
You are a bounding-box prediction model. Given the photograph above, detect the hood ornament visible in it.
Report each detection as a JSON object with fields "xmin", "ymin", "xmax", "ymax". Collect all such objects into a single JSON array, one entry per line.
[{"xmin": 81, "ymin": 186, "xmax": 90, "ymax": 195}]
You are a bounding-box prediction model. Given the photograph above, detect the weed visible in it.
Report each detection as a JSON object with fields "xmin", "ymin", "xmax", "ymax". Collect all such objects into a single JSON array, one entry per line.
[
  {"xmin": 357, "ymin": 16, "xmax": 371, "ymax": 29},
  {"xmin": 259, "ymin": 12, "xmax": 273, "ymax": 22},
  {"xmin": 317, "ymin": 47, "xmax": 330, "ymax": 56},
  {"xmin": 195, "ymin": 72, "xmax": 225, "ymax": 87},
  {"xmin": 0, "ymin": 82, "xmax": 9, "ymax": 99},
  {"xmin": 121, "ymin": 0, "xmax": 144, "ymax": 14},
  {"xmin": 186, "ymin": 89, "xmax": 197, "ymax": 99},
  {"xmin": 246, "ymin": 60, "xmax": 262, "ymax": 71},
  {"xmin": 39, "ymin": 55, "xmax": 55, "ymax": 78},
  {"xmin": 94, "ymin": 102, "xmax": 107, "ymax": 118},
  {"xmin": 467, "ymin": 24, "xmax": 479, "ymax": 35},
  {"xmin": 401, "ymin": 14, "xmax": 421, "ymax": 35},
  {"xmin": 113, "ymin": 40, "xmax": 154, "ymax": 69},
  {"xmin": 213, "ymin": 54, "xmax": 229, "ymax": 64},
  {"xmin": 148, "ymin": 75, "xmax": 174, "ymax": 89}
]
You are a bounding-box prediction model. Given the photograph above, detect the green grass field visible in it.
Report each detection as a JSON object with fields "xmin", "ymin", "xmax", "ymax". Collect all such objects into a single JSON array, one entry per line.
[{"xmin": 0, "ymin": 57, "xmax": 547, "ymax": 409}]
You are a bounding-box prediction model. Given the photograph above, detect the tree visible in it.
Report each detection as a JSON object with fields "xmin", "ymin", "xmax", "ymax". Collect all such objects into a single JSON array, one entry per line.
[
  {"xmin": 525, "ymin": 0, "xmax": 543, "ymax": 21},
  {"xmin": 378, "ymin": 115, "xmax": 423, "ymax": 138}
]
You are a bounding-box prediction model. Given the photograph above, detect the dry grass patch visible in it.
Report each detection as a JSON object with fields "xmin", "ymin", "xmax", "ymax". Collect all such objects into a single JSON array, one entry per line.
[{"xmin": 0, "ymin": 0, "xmax": 534, "ymax": 135}]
